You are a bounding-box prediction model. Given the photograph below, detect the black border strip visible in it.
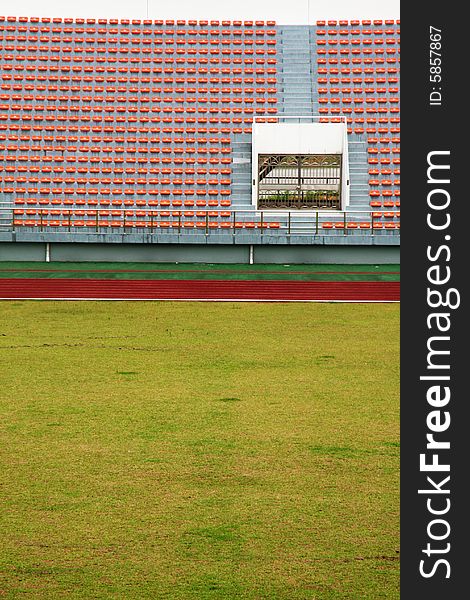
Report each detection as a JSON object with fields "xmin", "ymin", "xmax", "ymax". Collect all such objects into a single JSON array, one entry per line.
[{"xmin": 401, "ymin": 3, "xmax": 467, "ymax": 597}]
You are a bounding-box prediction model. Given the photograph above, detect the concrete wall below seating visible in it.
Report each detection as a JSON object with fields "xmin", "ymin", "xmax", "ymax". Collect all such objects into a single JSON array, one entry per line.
[
  {"xmin": 0, "ymin": 242, "xmax": 47, "ymax": 262},
  {"xmin": 0, "ymin": 242, "xmax": 399, "ymax": 264},
  {"xmin": 254, "ymin": 245, "xmax": 399, "ymax": 264}
]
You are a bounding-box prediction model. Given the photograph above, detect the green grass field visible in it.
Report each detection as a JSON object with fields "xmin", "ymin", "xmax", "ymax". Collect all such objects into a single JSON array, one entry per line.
[
  {"xmin": 0, "ymin": 301, "xmax": 399, "ymax": 599},
  {"xmin": 0, "ymin": 262, "xmax": 400, "ymax": 282}
]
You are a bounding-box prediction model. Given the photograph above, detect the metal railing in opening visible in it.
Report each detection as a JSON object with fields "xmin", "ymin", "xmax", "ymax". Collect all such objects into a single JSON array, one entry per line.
[
  {"xmin": 258, "ymin": 154, "xmax": 342, "ymax": 210},
  {"xmin": 2, "ymin": 206, "xmax": 400, "ymax": 236}
]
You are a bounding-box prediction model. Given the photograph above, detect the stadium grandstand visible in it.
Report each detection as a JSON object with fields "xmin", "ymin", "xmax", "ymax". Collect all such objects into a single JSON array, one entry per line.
[
  {"xmin": 0, "ymin": 5, "xmax": 399, "ymax": 265},
  {"xmin": 1, "ymin": 4, "xmax": 400, "ymax": 596}
]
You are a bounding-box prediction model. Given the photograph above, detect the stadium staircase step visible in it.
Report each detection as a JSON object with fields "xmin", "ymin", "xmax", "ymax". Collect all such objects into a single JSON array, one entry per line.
[
  {"xmin": 230, "ymin": 135, "xmax": 254, "ymax": 207},
  {"xmin": 277, "ymin": 26, "xmax": 315, "ymax": 116},
  {"xmin": 0, "ymin": 194, "xmax": 12, "ymax": 230},
  {"xmin": 347, "ymin": 140, "xmax": 371, "ymax": 211}
]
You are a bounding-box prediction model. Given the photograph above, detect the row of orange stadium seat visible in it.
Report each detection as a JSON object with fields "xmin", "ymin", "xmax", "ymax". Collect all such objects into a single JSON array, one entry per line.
[
  {"xmin": 318, "ymin": 87, "xmax": 399, "ymax": 94},
  {"xmin": 317, "ymin": 38, "xmax": 398, "ymax": 45},
  {"xmin": 2, "ymin": 164, "xmax": 228, "ymax": 172},
  {"xmin": 370, "ymin": 200, "xmax": 400, "ymax": 207},
  {"xmin": 0, "ymin": 129, "xmax": 234, "ymax": 138},
  {"xmin": 1, "ymin": 162, "xmax": 231, "ymax": 172},
  {"xmin": 9, "ymin": 176, "xmax": 232, "ymax": 185},
  {"xmin": 334, "ymin": 113, "xmax": 400, "ymax": 121},
  {"xmin": 348, "ymin": 128, "xmax": 400, "ymax": 135},
  {"xmin": 1, "ymin": 121, "xmax": 274, "ymax": 132},
  {"xmin": 1, "ymin": 102, "xmax": 278, "ymax": 112},
  {"xmin": 1, "ymin": 66, "xmax": 277, "ymax": 77},
  {"xmin": 1, "ymin": 119, "xmax": 230, "ymax": 127},
  {"xmin": 371, "ymin": 201, "xmax": 400, "ymax": 210},
  {"xmin": 367, "ymin": 146, "xmax": 400, "ymax": 152},
  {"xmin": 318, "ymin": 67, "xmax": 398, "ymax": 74},
  {"xmin": 5, "ymin": 186, "xmax": 232, "ymax": 194},
  {"xmin": 12, "ymin": 219, "xmax": 281, "ymax": 230},
  {"xmin": 367, "ymin": 137, "xmax": 400, "ymax": 144},
  {"xmin": 1, "ymin": 32, "xmax": 275, "ymax": 42},
  {"xmin": 318, "ymin": 77, "xmax": 398, "ymax": 83},
  {"xmin": 2, "ymin": 99, "xmax": 277, "ymax": 111},
  {"xmin": 0, "ymin": 144, "xmax": 231, "ymax": 152},
  {"xmin": 1, "ymin": 102, "xmax": 278, "ymax": 114},
  {"xmin": 0, "ymin": 82, "xmax": 277, "ymax": 91},
  {"xmin": 2, "ymin": 150, "xmax": 234, "ymax": 159},
  {"xmin": 1, "ymin": 26, "xmax": 273, "ymax": 32},
  {"xmin": 326, "ymin": 89, "xmax": 399, "ymax": 104},
  {"xmin": 1, "ymin": 112, "xmax": 278, "ymax": 123},
  {"xmin": 1, "ymin": 42, "xmax": 278, "ymax": 50},
  {"xmin": 0, "ymin": 155, "xmax": 231, "ymax": 166},
  {"xmin": 369, "ymin": 168, "xmax": 400, "ymax": 175},
  {"xmin": 323, "ymin": 108, "xmax": 400, "ymax": 116},
  {"xmin": 324, "ymin": 108, "xmax": 399, "ymax": 118},
  {"xmin": 4, "ymin": 181, "xmax": 232, "ymax": 189},
  {"xmin": 323, "ymin": 113, "xmax": 399, "ymax": 124},
  {"xmin": 319, "ymin": 98, "xmax": 399, "ymax": 105},
  {"xmin": 0, "ymin": 38, "xmax": 277, "ymax": 46},
  {"xmin": 0, "ymin": 114, "xmax": 264, "ymax": 125},
  {"xmin": 368, "ymin": 158, "xmax": 400, "ymax": 165},
  {"xmin": 0, "ymin": 132, "xmax": 248, "ymax": 141},
  {"xmin": 1, "ymin": 144, "xmax": 233, "ymax": 152},
  {"xmin": 1, "ymin": 156, "xmax": 233, "ymax": 165},
  {"xmin": 3, "ymin": 176, "xmax": 232, "ymax": 186},
  {"xmin": 0, "ymin": 32, "xmax": 277, "ymax": 41},
  {"xmin": 0, "ymin": 90, "xmax": 275, "ymax": 100},
  {"xmin": 317, "ymin": 58, "xmax": 399, "ymax": 65},
  {"xmin": 316, "ymin": 20, "xmax": 399, "ymax": 26},
  {"xmin": 13, "ymin": 199, "xmax": 232, "ymax": 207},
  {"xmin": 368, "ymin": 179, "xmax": 400, "ymax": 186},
  {"xmin": 1, "ymin": 55, "xmax": 278, "ymax": 64},
  {"xmin": 1, "ymin": 168, "xmax": 227, "ymax": 176},
  {"xmin": 369, "ymin": 190, "xmax": 401, "ymax": 197},
  {"xmin": 1, "ymin": 53, "xmax": 277, "ymax": 63},
  {"xmin": 0, "ymin": 129, "xmax": 251, "ymax": 138},
  {"xmin": 324, "ymin": 88, "xmax": 400, "ymax": 100},
  {"xmin": 1, "ymin": 50, "xmax": 277, "ymax": 59},
  {"xmin": 322, "ymin": 222, "xmax": 399, "ymax": 230},
  {"xmin": 2, "ymin": 29, "xmax": 275, "ymax": 36},
  {"xmin": 371, "ymin": 211, "xmax": 400, "ymax": 217},
  {"xmin": 0, "ymin": 77, "xmax": 276, "ymax": 87},
  {"xmin": 1, "ymin": 69, "xmax": 276, "ymax": 78},
  {"xmin": 3, "ymin": 40, "xmax": 277, "ymax": 47},
  {"xmin": 318, "ymin": 51, "xmax": 399, "ymax": 58},
  {"xmin": 1, "ymin": 88, "xmax": 278, "ymax": 98},
  {"xmin": 323, "ymin": 84, "xmax": 399, "ymax": 91},
  {"xmin": 317, "ymin": 48, "xmax": 398, "ymax": 55},
  {"xmin": 1, "ymin": 149, "xmax": 235, "ymax": 158},
  {"xmin": 0, "ymin": 17, "xmax": 276, "ymax": 26},
  {"xmin": 317, "ymin": 29, "xmax": 398, "ymax": 36},
  {"xmin": 13, "ymin": 209, "xmax": 233, "ymax": 217},
  {"xmin": 2, "ymin": 84, "xmax": 277, "ymax": 93},
  {"xmin": 1, "ymin": 154, "xmax": 233, "ymax": 163},
  {"xmin": 0, "ymin": 124, "xmax": 263, "ymax": 134}
]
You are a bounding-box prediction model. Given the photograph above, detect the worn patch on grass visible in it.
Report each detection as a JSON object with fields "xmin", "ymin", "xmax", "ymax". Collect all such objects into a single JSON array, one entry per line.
[{"xmin": 217, "ymin": 397, "xmax": 242, "ymax": 402}]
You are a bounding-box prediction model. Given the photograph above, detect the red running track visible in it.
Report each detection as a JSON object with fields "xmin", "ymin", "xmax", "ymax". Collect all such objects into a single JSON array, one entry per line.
[{"xmin": 0, "ymin": 278, "xmax": 400, "ymax": 302}]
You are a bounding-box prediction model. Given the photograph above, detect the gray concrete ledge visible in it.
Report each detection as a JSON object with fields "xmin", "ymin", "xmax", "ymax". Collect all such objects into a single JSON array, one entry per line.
[{"xmin": 1, "ymin": 231, "xmax": 400, "ymax": 246}]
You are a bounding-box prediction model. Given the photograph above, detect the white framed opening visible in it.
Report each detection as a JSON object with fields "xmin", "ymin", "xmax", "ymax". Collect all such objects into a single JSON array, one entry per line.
[{"xmin": 252, "ymin": 117, "xmax": 350, "ymax": 212}]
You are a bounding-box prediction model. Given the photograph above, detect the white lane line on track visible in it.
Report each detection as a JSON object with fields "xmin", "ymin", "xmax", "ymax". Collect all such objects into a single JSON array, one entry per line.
[{"xmin": 0, "ymin": 297, "xmax": 400, "ymax": 303}]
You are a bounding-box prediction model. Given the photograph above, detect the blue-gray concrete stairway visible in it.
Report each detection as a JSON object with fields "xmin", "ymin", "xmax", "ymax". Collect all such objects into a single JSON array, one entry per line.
[
  {"xmin": 347, "ymin": 138, "xmax": 371, "ymax": 212},
  {"xmin": 277, "ymin": 26, "xmax": 315, "ymax": 117}
]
